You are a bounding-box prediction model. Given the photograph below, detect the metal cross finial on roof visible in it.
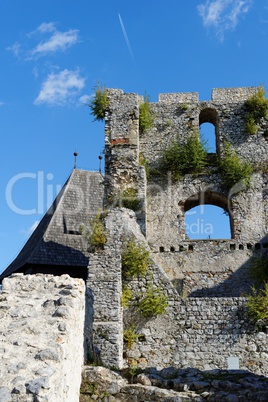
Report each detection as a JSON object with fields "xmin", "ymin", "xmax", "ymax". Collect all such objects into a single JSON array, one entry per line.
[{"xmin": 74, "ymin": 151, "xmax": 78, "ymax": 169}]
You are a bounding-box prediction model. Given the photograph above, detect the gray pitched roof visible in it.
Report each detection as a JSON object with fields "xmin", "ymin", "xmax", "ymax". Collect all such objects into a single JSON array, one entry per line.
[{"xmin": 0, "ymin": 169, "xmax": 104, "ymax": 281}]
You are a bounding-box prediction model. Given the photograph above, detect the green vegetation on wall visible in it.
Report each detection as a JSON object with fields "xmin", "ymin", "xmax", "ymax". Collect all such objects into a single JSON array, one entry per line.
[
  {"xmin": 247, "ymin": 283, "xmax": 268, "ymax": 324},
  {"xmin": 139, "ymin": 95, "xmax": 154, "ymax": 134},
  {"xmin": 218, "ymin": 143, "xmax": 252, "ymax": 190},
  {"xmin": 121, "ymin": 287, "xmax": 133, "ymax": 308},
  {"xmin": 121, "ymin": 237, "xmax": 168, "ymax": 352},
  {"xmin": 121, "ymin": 236, "xmax": 149, "ymax": 279},
  {"xmin": 244, "ymin": 87, "xmax": 268, "ymax": 134},
  {"xmin": 88, "ymin": 84, "xmax": 108, "ymax": 121},
  {"xmin": 108, "ymin": 187, "xmax": 141, "ymax": 211},
  {"xmin": 137, "ymin": 284, "xmax": 168, "ymax": 317},
  {"xmin": 249, "ymin": 254, "xmax": 268, "ymax": 285},
  {"xmin": 80, "ymin": 211, "xmax": 107, "ymax": 251},
  {"xmin": 159, "ymin": 131, "xmax": 208, "ymax": 180},
  {"xmin": 123, "ymin": 325, "xmax": 140, "ymax": 349},
  {"xmin": 247, "ymin": 253, "xmax": 268, "ymax": 325}
]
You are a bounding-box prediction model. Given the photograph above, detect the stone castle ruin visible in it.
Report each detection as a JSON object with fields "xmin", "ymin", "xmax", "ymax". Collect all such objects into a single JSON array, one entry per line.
[{"xmin": 1, "ymin": 87, "xmax": 268, "ymax": 401}]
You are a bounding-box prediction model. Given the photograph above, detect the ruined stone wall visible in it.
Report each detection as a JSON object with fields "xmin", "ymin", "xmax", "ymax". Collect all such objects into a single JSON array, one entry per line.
[
  {"xmin": 140, "ymin": 87, "xmax": 268, "ymax": 245},
  {"xmin": 153, "ymin": 239, "xmax": 268, "ymax": 297},
  {"xmin": 126, "ymin": 295, "xmax": 268, "ymax": 376},
  {"xmin": 0, "ymin": 274, "xmax": 85, "ymax": 402},
  {"xmin": 141, "ymin": 86, "xmax": 267, "ymax": 165},
  {"xmin": 86, "ymin": 209, "xmax": 268, "ymax": 376},
  {"xmin": 104, "ymin": 87, "xmax": 268, "ymax": 295},
  {"xmin": 104, "ymin": 89, "xmax": 140, "ymax": 195},
  {"xmin": 86, "ymin": 208, "xmax": 178, "ymax": 370},
  {"xmin": 87, "ymin": 251, "xmax": 123, "ymax": 369}
]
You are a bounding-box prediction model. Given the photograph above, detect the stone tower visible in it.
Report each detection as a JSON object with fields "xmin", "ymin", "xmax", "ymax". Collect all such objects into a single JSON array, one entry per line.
[{"xmin": 104, "ymin": 86, "xmax": 268, "ymax": 296}]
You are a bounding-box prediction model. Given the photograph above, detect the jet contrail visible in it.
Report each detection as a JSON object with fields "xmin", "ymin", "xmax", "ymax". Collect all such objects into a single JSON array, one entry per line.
[{"xmin": 118, "ymin": 13, "xmax": 136, "ymax": 66}]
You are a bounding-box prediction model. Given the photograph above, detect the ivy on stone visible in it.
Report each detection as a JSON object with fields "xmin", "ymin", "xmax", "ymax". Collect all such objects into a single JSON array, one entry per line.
[{"xmin": 249, "ymin": 254, "xmax": 268, "ymax": 285}]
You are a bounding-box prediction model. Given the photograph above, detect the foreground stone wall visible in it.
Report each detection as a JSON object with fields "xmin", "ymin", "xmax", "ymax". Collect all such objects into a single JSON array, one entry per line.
[
  {"xmin": 0, "ymin": 274, "xmax": 85, "ymax": 402},
  {"xmin": 87, "ymin": 251, "xmax": 123, "ymax": 369},
  {"xmin": 80, "ymin": 366, "xmax": 268, "ymax": 402}
]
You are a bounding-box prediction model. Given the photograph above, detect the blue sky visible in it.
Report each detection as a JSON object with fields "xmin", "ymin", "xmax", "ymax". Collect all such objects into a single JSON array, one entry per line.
[{"xmin": 1, "ymin": 0, "xmax": 267, "ymax": 272}]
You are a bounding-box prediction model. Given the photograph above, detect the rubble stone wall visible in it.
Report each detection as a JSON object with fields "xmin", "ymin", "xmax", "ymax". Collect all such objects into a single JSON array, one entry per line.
[
  {"xmin": 125, "ymin": 295, "xmax": 268, "ymax": 376},
  {"xmin": 0, "ymin": 274, "xmax": 85, "ymax": 402},
  {"xmin": 87, "ymin": 209, "xmax": 268, "ymax": 376}
]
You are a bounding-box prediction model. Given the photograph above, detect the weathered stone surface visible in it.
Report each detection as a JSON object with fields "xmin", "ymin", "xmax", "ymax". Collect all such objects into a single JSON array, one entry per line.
[
  {"xmin": 0, "ymin": 387, "xmax": 12, "ymax": 402},
  {"xmin": 0, "ymin": 274, "xmax": 85, "ymax": 402}
]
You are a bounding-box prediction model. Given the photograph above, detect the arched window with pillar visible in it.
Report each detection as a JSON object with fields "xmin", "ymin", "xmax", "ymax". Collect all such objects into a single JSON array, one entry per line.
[
  {"xmin": 199, "ymin": 108, "xmax": 219, "ymax": 155},
  {"xmin": 183, "ymin": 191, "xmax": 233, "ymax": 240}
]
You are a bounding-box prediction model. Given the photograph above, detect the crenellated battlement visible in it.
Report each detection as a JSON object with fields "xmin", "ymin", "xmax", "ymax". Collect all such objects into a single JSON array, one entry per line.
[{"xmin": 158, "ymin": 91, "xmax": 199, "ymax": 103}]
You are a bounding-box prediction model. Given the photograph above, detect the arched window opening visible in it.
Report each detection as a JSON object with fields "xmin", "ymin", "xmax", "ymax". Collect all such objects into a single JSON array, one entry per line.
[
  {"xmin": 183, "ymin": 191, "xmax": 233, "ymax": 240},
  {"xmin": 185, "ymin": 205, "xmax": 231, "ymax": 240},
  {"xmin": 199, "ymin": 108, "xmax": 219, "ymax": 155},
  {"xmin": 200, "ymin": 122, "xmax": 216, "ymax": 153}
]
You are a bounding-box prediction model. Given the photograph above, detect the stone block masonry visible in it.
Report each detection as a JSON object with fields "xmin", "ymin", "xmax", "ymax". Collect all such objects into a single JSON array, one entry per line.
[
  {"xmin": 83, "ymin": 208, "xmax": 268, "ymax": 376},
  {"xmin": 0, "ymin": 274, "xmax": 85, "ymax": 402},
  {"xmin": 126, "ymin": 296, "xmax": 268, "ymax": 375}
]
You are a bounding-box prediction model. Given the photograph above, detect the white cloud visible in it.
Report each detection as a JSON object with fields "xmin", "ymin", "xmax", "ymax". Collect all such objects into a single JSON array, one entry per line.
[
  {"xmin": 8, "ymin": 22, "xmax": 79, "ymax": 59},
  {"xmin": 6, "ymin": 42, "xmax": 21, "ymax": 57},
  {"xmin": 36, "ymin": 22, "xmax": 56, "ymax": 33},
  {"xmin": 198, "ymin": 0, "xmax": 253, "ymax": 40},
  {"xmin": 31, "ymin": 28, "xmax": 79, "ymax": 56},
  {"xmin": 79, "ymin": 94, "xmax": 91, "ymax": 105},
  {"xmin": 34, "ymin": 69, "xmax": 85, "ymax": 106}
]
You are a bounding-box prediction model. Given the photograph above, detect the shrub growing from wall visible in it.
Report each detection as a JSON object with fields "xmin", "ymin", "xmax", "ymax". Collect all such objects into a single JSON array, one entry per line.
[
  {"xmin": 218, "ymin": 143, "xmax": 253, "ymax": 190},
  {"xmin": 88, "ymin": 84, "xmax": 108, "ymax": 121},
  {"xmin": 244, "ymin": 87, "xmax": 268, "ymax": 134},
  {"xmin": 121, "ymin": 237, "xmax": 149, "ymax": 279},
  {"xmin": 80, "ymin": 212, "xmax": 107, "ymax": 251},
  {"xmin": 159, "ymin": 131, "xmax": 208, "ymax": 180},
  {"xmin": 139, "ymin": 95, "xmax": 154, "ymax": 134},
  {"xmin": 247, "ymin": 283, "xmax": 268, "ymax": 324}
]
